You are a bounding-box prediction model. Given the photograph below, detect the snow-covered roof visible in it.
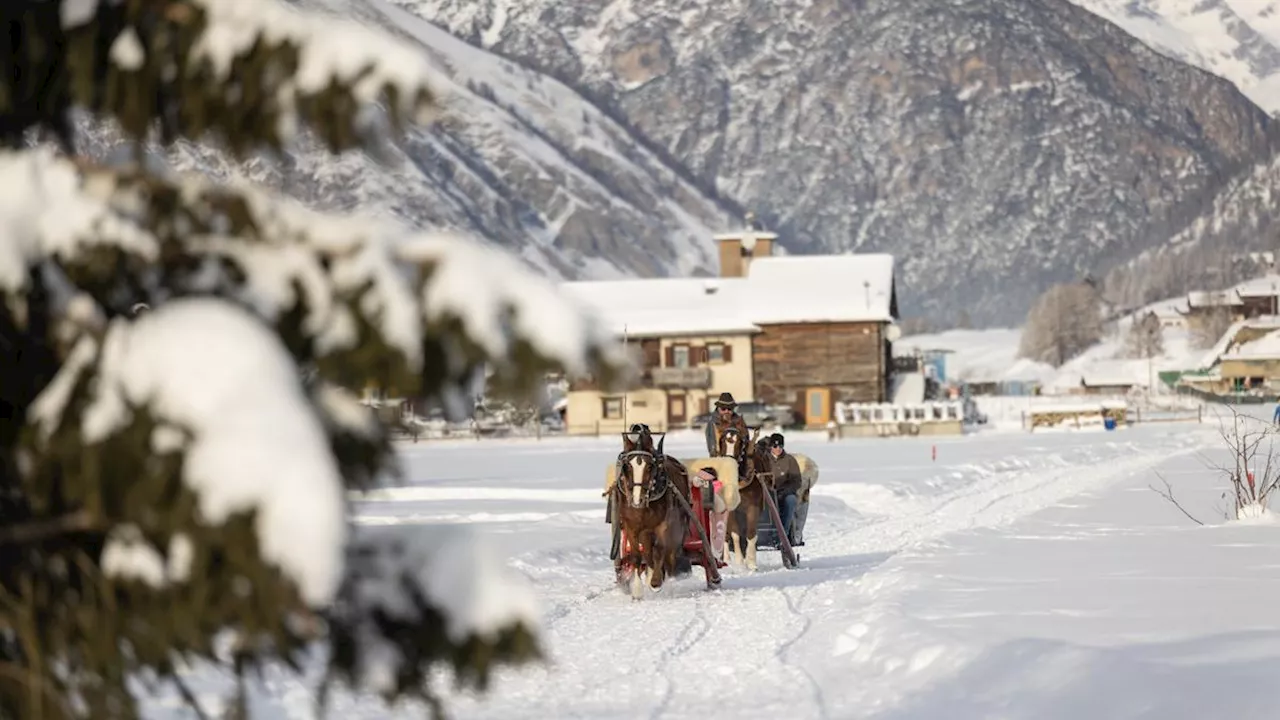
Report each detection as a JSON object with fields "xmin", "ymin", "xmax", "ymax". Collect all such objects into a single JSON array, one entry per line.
[
  {"xmin": 1044, "ymin": 359, "xmax": 1145, "ymax": 391},
  {"xmin": 1181, "ymin": 367, "xmax": 1221, "ymax": 382},
  {"xmin": 996, "ymin": 358, "xmax": 1057, "ymax": 384},
  {"xmin": 1233, "ymin": 275, "xmax": 1280, "ymax": 298},
  {"xmin": 1199, "ymin": 316, "xmax": 1280, "ymax": 368},
  {"xmin": 1187, "ymin": 290, "xmax": 1243, "ymax": 308},
  {"xmin": 563, "ymin": 253, "xmax": 896, "ymax": 337},
  {"xmin": 713, "ymin": 230, "xmax": 778, "ymax": 243},
  {"xmin": 560, "ymin": 278, "xmax": 760, "ymax": 337},
  {"xmin": 1031, "ymin": 401, "xmax": 1126, "ymax": 413},
  {"xmin": 745, "ymin": 254, "xmax": 895, "ymax": 323},
  {"xmin": 1078, "ymin": 360, "xmax": 1146, "ymax": 387},
  {"xmin": 1223, "ymin": 329, "xmax": 1280, "ymax": 361}
]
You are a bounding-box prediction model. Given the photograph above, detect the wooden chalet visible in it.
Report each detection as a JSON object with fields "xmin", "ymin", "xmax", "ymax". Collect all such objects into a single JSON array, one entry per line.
[
  {"xmin": 712, "ymin": 227, "xmax": 900, "ymax": 428},
  {"xmin": 1232, "ymin": 275, "xmax": 1280, "ymax": 318},
  {"xmin": 1176, "ymin": 275, "xmax": 1280, "ymax": 329},
  {"xmin": 559, "ymin": 217, "xmax": 902, "ymax": 433}
]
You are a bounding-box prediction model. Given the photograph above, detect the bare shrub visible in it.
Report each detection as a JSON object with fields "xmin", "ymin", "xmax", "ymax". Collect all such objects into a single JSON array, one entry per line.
[
  {"xmin": 1152, "ymin": 406, "xmax": 1280, "ymax": 523},
  {"xmin": 1018, "ymin": 282, "xmax": 1103, "ymax": 367},
  {"xmin": 1213, "ymin": 409, "xmax": 1280, "ymax": 518},
  {"xmin": 1122, "ymin": 311, "xmax": 1165, "ymax": 359}
]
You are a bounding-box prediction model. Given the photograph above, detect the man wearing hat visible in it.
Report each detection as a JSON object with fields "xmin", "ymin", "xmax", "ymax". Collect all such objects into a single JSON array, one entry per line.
[
  {"xmin": 705, "ymin": 392, "xmax": 750, "ymax": 456},
  {"xmin": 766, "ymin": 432, "xmax": 803, "ymax": 546}
]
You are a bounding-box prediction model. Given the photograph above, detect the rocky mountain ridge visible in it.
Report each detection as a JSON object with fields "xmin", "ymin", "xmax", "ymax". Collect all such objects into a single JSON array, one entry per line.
[
  {"xmin": 1069, "ymin": 0, "xmax": 1280, "ymax": 114},
  {"xmin": 389, "ymin": 0, "xmax": 1279, "ymax": 325},
  {"xmin": 83, "ymin": 0, "xmax": 738, "ymax": 286}
]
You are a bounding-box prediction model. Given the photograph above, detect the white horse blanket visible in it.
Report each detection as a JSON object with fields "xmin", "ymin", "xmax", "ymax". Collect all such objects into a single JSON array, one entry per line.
[
  {"xmin": 794, "ymin": 453, "xmax": 819, "ymax": 499},
  {"xmin": 604, "ymin": 456, "xmax": 741, "ymax": 513}
]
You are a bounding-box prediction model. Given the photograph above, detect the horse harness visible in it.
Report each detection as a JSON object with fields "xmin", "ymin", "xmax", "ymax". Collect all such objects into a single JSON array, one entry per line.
[
  {"xmin": 717, "ymin": 426, "xmax": 760, "ymax": 491},
  {"xmin": 615, "ymin": 448, "xmax": 672, "ymax": 507}
]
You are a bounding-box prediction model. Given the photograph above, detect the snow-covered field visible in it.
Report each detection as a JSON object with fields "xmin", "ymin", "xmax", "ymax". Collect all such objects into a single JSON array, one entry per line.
[
  {"xmin": 146, "ymin": 404, "xmax": 1280, "ymax": 718},
  {"xmin": 897, "ymin": 306, "xmax": 1203, "ymax": 394}
]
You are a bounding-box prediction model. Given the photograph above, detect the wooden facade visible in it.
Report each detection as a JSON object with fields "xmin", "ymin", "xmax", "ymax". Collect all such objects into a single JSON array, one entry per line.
[
  {"xmin": 1236, "ymin": 292, "xmax": 1278, "ymax": 318},
  {"xmin": 751, "ymin": 321, "xmax": 891, "ymax": 425}
]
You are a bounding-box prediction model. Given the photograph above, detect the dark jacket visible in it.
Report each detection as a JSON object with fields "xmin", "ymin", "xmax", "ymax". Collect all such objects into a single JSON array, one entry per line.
[
  {"xmin": 705, "ymin": 413, "xmax": 749, "ymax": 456},
  {"xmin": 770, "ymin": 451, "xmax": 803, "ymax": 497}
]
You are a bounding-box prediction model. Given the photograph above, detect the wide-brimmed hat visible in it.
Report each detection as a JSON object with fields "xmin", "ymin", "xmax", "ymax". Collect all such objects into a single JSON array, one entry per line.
[{"xmin": 713, "ymin": 392, "xmax": 736, "ymax": 409}]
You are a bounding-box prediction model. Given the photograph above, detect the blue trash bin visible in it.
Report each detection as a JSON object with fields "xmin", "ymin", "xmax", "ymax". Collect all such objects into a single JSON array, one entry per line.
[{"xmin": 1103, "ymin": 416, "xmax": 1116, "ymax": 431}]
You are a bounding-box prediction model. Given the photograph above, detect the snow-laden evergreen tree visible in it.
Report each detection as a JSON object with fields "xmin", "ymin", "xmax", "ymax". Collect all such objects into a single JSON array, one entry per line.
[{"xmin": 0, "ymin": 1, "xmax": 629, "ymax": 717}]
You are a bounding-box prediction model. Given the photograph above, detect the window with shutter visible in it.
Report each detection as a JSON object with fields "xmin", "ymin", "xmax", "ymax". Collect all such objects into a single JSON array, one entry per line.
[
  {"xmin": 723, "ymin": 343, "xmax": 733, "ymax": 362},
  {"xmin": 602, "ymin": 397, "xmax": 623, "ymax": 419},
  {"xmin": 672, "ymin": 345, "xmax": 690, "ymax": 368},
  {"xmin": 643, "ymin": 339, "xmax": 661, "ymax": 367}
]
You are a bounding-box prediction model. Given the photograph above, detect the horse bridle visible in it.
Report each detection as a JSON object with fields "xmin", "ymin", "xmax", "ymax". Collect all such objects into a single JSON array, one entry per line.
[
  {"xmin": 719, "ymin": 428, "xmax": 758, "ymax": 490},
  {"xmin": 615, "ymin": 448, "xmax": 669, "ymax": 508}
]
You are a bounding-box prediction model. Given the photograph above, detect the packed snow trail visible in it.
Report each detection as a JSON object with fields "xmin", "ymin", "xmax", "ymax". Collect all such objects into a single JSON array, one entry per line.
[
  {"xmin": 360, "ymin": 424, "xmax": 1215, "ymax": 719},
  {"xmin": 140, "ymin": 422, "xmax": 1221, "ymax": 718}
]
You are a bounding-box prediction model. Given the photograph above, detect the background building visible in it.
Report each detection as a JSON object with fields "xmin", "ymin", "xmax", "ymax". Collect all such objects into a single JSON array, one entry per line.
[{"xmin": 560, "ymin": 220, "xmax": 900, "ymax": 433}]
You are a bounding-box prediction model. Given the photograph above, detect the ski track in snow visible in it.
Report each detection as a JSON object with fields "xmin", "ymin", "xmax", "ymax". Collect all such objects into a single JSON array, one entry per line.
[{"xmin": 141, "ymin": 422, "xmax": 1226, "ymax": 718}]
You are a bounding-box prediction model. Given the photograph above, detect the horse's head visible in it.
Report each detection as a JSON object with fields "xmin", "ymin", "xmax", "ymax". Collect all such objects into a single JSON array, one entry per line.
[
  {"xmin": 718, "ymin": 426, "xmax": 745, "ymax": 462},
  {"xmin": 627, "ymin": 423, "xmax": 658, "ymax": 454},
  {"xmin": 618, "ymin": 433, "xmax": 665, "ymax": 508}
]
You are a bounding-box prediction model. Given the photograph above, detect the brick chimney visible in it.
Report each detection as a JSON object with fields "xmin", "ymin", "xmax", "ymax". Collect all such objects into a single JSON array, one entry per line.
[{"xmin": 714, "ymin": 212, "xmax": 778, "ymax": 278}]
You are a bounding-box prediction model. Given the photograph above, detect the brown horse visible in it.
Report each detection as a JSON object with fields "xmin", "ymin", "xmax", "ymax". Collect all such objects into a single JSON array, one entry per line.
[
  {"xmin": 611, "ymin": 428, "xmax": 692, "ymax": 597},
  {"xmin": 719, "ymin": 425, "xmax": 766, "ymax": 571}
]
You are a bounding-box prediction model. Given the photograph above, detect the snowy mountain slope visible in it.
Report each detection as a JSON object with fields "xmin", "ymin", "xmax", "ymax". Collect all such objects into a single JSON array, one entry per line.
[
  {"xmin": 78, "ymin": 0, "xmax": 734, "ymax": 282},
  {"xmin": 1102, "ymin": 153, "xmax": 1280, "ymax": 312},
  {"xmin": 386, "ymin": 0, "xmax": 1278, "ymax": 325},
  {"xmin": 1070, "ymin": 0, "xmax": 1280, "ymax": 113}
]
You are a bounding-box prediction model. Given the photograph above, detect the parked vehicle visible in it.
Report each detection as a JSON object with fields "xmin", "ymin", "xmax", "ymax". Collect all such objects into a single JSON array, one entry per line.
[{"xmin": 690, "ymin": 401, "xmax": 799, "ymax": 429}]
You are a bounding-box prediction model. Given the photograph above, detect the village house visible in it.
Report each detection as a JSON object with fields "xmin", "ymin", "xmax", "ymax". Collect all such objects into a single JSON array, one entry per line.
[
  {"xmin": 1232, "ymin": 275, "xmax": 1280, "ymax": 318},
  {"xmin": 558, "ymin": 276, "xmax": 759, "ymax": 436},
  {"xmin": 1176, "ymin": 275, "xmax": 1280, "ymax": 332},
  {"xmin": 1178, "ymin": 316, "xmax": 1280, "ymax": 394},
  {"xmin": 1175, "ymin": 289, "xmax": 1243, "ymax": 337},
  {"xmin": 742, "ymin": 253, "xmax": 898, "ymax": 425},
  {"xmin": 1149, "ymin": 305, "xmax": 1186, "ymax": 330},
  {"xmin": 1214, "ymin": 330, "xmax": 1280, "ymax": 393},
  {"xmin": 1039, "ymin": 359, "xmax": 1137, "ymax": 397},
  {"xmin": 560, "ymin": 220, "xmax": 900, "ymax": 433}
]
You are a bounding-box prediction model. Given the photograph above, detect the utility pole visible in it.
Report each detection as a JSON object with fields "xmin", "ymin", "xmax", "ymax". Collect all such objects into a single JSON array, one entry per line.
[{"xmin": 622, "ymin": 324, "xmax": 629, "ymax": 430}]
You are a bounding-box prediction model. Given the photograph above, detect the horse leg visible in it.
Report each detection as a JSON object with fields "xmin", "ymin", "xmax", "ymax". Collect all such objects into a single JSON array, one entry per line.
[
  {"xmin": 637, "ymin": 528, "xmax": 657, "ymax": 590},
  {"xmin": 649, "ymin": 521, "xmax": 669, "ymax": 591},
  {"xmin": 732, "ymin": 520, "xmax": 742, "ymax": 566},
  {"xmin": 726, "ymin": 512, "xmax": 744, "ymax": 568},
  {"xmin": 745, "ymin": 503, "xmax": 760, "ymax": 572}
]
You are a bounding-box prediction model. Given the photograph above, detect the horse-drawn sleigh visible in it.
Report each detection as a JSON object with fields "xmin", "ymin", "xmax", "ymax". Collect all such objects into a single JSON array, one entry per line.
[{"xmin": 603, "ymin": 424, "xmax": 817, "ymax": 597}]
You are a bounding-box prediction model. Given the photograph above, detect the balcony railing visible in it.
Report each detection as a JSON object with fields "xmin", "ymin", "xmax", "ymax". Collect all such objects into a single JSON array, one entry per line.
[{"xmin": 651, "ymin": 366, "xmax": 713, "ymax": 388}]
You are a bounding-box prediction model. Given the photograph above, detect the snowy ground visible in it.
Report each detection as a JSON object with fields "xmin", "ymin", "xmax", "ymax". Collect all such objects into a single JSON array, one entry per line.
[{"xmin": 147, "ymin": 407, "xmax": 1280, "ymax": 718}]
